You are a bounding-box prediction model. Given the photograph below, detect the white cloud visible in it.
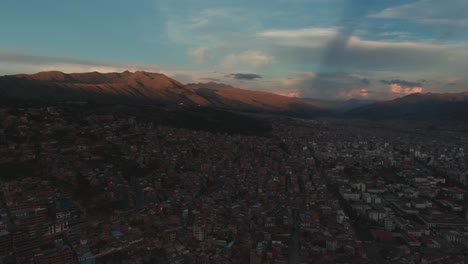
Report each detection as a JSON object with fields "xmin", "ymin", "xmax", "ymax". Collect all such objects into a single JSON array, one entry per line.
[
  {"xmin": 389, "ymin": 84, "xmax": 423, "ymax": 94},
  {"xmin": 258, "ymin": 27, "xmax": 453, "ymax": 51},
  {"xmin": 346, "ymin": 36, "xmax": 450, "ymax": 51},
  {"xmin": 222, "ymin": 50, "xmax": 275, "ymax": 68},
  {"xmin": 338, "ymin": 88, "xmax": 370, "ymax": 99},
  {"xmin": 378, "ymin": 31, "xmax": 411, "ymax": 39},
  {"xmin": 258, "ymin": 27, "xmax": 337, "ymax": 38},
  {"xmin": 257, "ymin": 27, "xmax": 336, "ymax": 48},
  {"xmin": 257, "ymin": 26, "xmax": 468, "ymax": 75},
  {"xmin": 447, "ymin": 76, "xmax": 462, "ymax": 83},
  {"xmin": 0, "ymin": 50, "xmax": 205, "ymax": 80},
  {"xmin": 369, "ymin": 0, "xmax": 468, "ymax": 26},
  {"xmin": 273, "ymin": 91, "xmax": 300, "ymax": 98},
  {"xmin": 188, "ymin": 47, "xmax": 210, "ymax": 64},
  {"xmin": 165, "ymin": 8, "xmax": 262, "ymax": 49},
  {"xmin": 348, "ymin": 73, "xmax": 365, "ymax": 79}
]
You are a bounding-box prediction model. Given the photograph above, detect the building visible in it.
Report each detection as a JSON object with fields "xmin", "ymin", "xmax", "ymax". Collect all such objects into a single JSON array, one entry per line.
[{"xmin": 193, "ymin": 222, "xmax": 206, "ymax": 241}]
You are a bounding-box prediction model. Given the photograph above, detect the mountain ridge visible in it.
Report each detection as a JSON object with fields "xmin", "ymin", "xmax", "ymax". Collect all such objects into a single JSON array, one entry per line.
[
  {"xmin": 186, "ymin": 82, "xmax": 325, "ymax": 115},
  {"xmin": 1, "ymin": 71, "xmax": 210, "ymax": 106},
  {"xmin": 348, "ymin": 92, "xmax": 468, "ymax": 120},
  {"xmin": 2, "ymin": 71, "xmax": 468, "ymax": 120},
  {"xmin": 0, "ymin": 71, "xmax": 325, "ymax": 116}
]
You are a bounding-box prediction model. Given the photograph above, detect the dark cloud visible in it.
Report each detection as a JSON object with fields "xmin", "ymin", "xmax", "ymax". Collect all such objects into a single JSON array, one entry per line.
[
  {"xmin": 316, "ymin": 0, "xmax": 377, "ymax": 70},
  {"xmin": 277, "ymin": 43, "xmax": 447, "ymax": 71},
  {"xmin": 0, "ymin": 50, "xmax": 183, "ymax": 73},
  {"xmin": 361, "ymin": 78, "xmax": 371, "ymax": 85},
  {"xmin": 0, "ymin": 51, "xmax": 113, "ymax": 67},
  {"xmin": 298, "ymin": 72, "xmax": 369, "ymax": 99},
  {"xmin": 371, "ymin": 0, "xmax": 468, "ymax": 43},
  {"xmin": 226, "ymin": 73, "xmax": 262, "ymax": 80},
  {"xmin": 447, "ymin": 82, "xmax": 457, "ymax": 86},
  {"xmin": 200, "ymin": 78, "xmax": 221, "ymax": 82},
  {"xmin": 380, "ymin": 79, "xmax": 423, "ymax": 87},
  {"xmin": 172, "ymin": 74, "xmax": 194, "ymax": 84}
]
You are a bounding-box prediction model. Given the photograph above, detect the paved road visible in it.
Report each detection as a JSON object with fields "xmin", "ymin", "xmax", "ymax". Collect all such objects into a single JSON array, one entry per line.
[{"xmin": 289, "ymin": 209, "xmax": 300, "ymax": 264}]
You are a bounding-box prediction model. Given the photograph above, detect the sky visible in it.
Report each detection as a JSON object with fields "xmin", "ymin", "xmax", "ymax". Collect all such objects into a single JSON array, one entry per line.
[{"xmin": 0, "ymin": 0, "xmax": 467, "ymax": 100}]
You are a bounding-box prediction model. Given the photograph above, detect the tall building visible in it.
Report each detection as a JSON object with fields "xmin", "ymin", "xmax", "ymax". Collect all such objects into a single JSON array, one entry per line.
[
  {"xmin": 193, "ymin": 222, "xmax": 206, "ymax": 241},
  {"xmin": 250, "ymin": 248, "xmax": 263, "ymax": 264},
  {"xmin": 135, "ymin": 182, "xmax": 144, "ymax": 210},
  {"xmin": 0, "ymin": 230, "xmax": 11, "ymax": 258}
]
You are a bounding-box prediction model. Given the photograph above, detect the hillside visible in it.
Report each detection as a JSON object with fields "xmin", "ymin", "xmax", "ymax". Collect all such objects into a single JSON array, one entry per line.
[
  {"xmin": 347, "ymin": 92, "xmax": 468, "ymax": 121},
  {"xmin": 186, "ymin": 82, "xmax": 325, "ymax": 116},
  {"xmin": 0, "ymin": 71, "xmax": 325, "ymax": 116},
  {"xmin": 0, "ymin": 71, "xmax": 210, "ymax": 106}
]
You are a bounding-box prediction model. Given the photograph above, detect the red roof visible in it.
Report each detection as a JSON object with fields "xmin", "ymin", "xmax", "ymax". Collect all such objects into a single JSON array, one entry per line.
[
  {"xmin": 420, "ymin": 236, "xmax": 434, "ymax": 245},
  {"xmin": 371, "ymin": 229, "xmax": 395, "ymax": 242},
  {"xmin": 450, "ymin": 187, "xmax": 468, "ymax": 193},
  {"xmin": 311, "ymin": 212, "xmax": 320, "ymax": 220},
  {"xmin": 403, "ymin": 234, "xmax": 418, "ymax": 242}
]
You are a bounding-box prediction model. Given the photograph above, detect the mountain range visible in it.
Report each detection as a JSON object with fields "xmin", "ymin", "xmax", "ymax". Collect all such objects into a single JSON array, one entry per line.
[
  {"xmin": 0, "ymin": 71, "xmax": 467, "ymax": 121},
  {"xmin": 0, "ymin": 71, "xmax": 325, "ymax": 116},
  {"xmin": 186, "ymin": 82, "xmax": 325, "ymax": 115},
  {"xmin": 347, "ymin": 92, "xmax": 468, "ymax": 121},
  {"xmin": 0, "ymin": 71, "xmax": 210, "ymax": 106}
]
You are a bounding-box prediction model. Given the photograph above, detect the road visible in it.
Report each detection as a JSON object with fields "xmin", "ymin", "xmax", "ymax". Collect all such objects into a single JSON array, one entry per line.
[{"xmin": 289, "ymin": 209, "xmax": 300, "ymax": 264}]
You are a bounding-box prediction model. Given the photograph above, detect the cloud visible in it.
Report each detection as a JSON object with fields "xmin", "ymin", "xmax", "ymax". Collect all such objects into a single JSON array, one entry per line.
[
  {"xmin": 389, "ymin": 84, "xmax": 423, "ymax": 94},
  {"xmin": 222, "ymin": 50, "xmax": 275, "ymax": 68},
  {"xmin": 227, "ymin": 73, "xmax": 262, "ymax": 80},
  {"xmin": 261, "ymin": 27, "xmax": 455, "ymax": 50},
  {"xmin": 338, "ymin": 88, "xmax": 370, "ymax": 99},
  {"xmin": 257, "ymin": 27, "xmax": 336, "ymax": 48},
  {"xmin": 380, "ymin": 79, "xmax": 423, "ymax": 87},
  {"xmin": 360, "ymin": 78, "xmax": 370, "ymax": 85},
  {"xmin": 258, "ymin": 25, "xmax": 468, "ymax": 75},
  {"xmin": 165, "ymin": 7, "xmax": 262, "ymax": 49},
  {"xmin": 0, "ymin": 52, "xmax": 202, "ymax": 80},
  {"xmin": 291, "ymin": 72, "xmax": 375, "ymax": 99},
  {"xmin": 379, "ymin": 79, "xmax": 424, "ymax": 95},
  {"xmin": 0, "ymin": 50, "xmax": 186, "ymax": 74},
  {"xmin": 274, "ymin": 91, "xmax": 300, "ymax": 98},
  {"xmin": 257, "ymin": 27, "xmax": 335, "ymax": 48},
  {"xmin": 369, "ymin": 0, "xmax": 468, "ymax": 26},
  {"xmin": 444, "ymin": 76, "xmax": 462, "ymax": 86},
  {"xmin": 370, "ymin": 0, "xmax": 468, "ymax": 42},
  {"xmin": 288, "ymin": 71, "xmax": 427, "ymax": 100},
  {"xmin": 269, "ymin": 34, "xmax": 468, "ymax": 74},
  {"xmin": 447, "ymin": 76, "xmax": 462, "ymax": 83},
  {"xmin": 199, "ymin": 77, "xmax": 221, "ymax": 82},
  {"xmin": 188, "ymin": 48, "xmax": 210, "ymax": 64},
  {"xmin": 0, "ymin": 50, "xmax": 119, "ymax": 68},
  {"xmin": 316, "ymin": 0, "xmax": 377, "ymax": 80},
  {"xmin": 349, "ymin": 73, "xmax": 371, "ymax": 85},
  {"xmin": 258, "ymin": 27, "xmax": 337, "ymax": 38},
  {"xmin": 378, "ymin": 31, "xmax": 411, "ymax": 39}
]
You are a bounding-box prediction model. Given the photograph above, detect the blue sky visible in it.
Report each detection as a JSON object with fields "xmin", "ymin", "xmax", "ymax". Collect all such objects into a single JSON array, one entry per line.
[{"xmin": 1, "ymin": 0, "xmax": 467, "ymax": 99}]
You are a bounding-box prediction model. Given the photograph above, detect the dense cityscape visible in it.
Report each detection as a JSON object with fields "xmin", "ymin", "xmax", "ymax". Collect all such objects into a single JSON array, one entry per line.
[
  {"xmin": 2, "ymin": 0, "xmax": 468, "ymax": 263},
  {"xmin": 1, "ymin": 103, "xmax": 467, "ymax": 263}
]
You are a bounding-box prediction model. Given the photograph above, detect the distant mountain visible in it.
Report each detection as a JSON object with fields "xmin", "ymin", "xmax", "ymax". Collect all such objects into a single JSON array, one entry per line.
[
  {"xmin": 0, "ymin": 72, "xmax": 325, "ymax": 116},
  {"xmin": 0, "ymin": 71, "xmax": 210, "ymax": 106},
  {"xmin": 186, "ymin": 82, "xmax": 325, "ymax": 116},
  {"xmin": 347, "ymin": 92, "xmax": 468, "ymax": 120},
  {"xmin": 7, "ymin": 72, "xmax": 467, "ymax": 121},
  {"xmin": 302, "ymin": 98, "xmax": 377, "ymax": 112}
]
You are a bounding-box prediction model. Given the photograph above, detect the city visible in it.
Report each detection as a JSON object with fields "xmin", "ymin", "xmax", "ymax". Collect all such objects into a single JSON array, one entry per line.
[
  {"xmin": 1, "ymin": 103, "xmax": 467, "ymax": 263},
  {"xmin": 1, "ymin": 0, "xmax": 468, "ymax": 263}
]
